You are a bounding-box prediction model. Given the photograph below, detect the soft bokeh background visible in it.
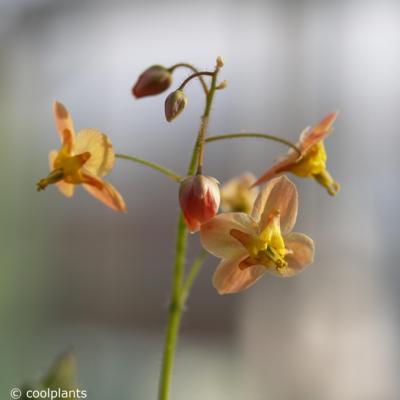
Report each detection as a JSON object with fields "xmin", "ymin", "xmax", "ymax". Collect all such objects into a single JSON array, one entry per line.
[{"xmin": 1, "ymin": 0, "xmax": 400, "ymax": 399}]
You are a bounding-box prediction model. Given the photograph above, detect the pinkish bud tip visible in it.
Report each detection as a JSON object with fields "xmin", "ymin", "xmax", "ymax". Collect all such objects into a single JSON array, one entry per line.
[
  {"xmin": 132, "ymin": 65, "xmax": 172, "ymax": 98},
  {"xmin": 179, "ymin": 175, "xmax": 220, "ymax": 233}
]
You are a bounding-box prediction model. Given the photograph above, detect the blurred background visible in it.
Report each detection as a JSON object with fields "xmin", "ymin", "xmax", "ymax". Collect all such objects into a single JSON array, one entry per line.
[{"xmin": 1, "ymin": 0, "xmax": 400, "ymax": 399}]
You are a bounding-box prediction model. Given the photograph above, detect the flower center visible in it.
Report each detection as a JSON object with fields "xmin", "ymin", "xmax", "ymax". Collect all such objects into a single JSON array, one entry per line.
[
  {"xmin": 36, "ymin": 151, "xmax": 91, "ymax": 191},
  {"xmin": 54, "ymin": 151, "xmax": 91, "ymax": 177},
  {"xmin": 230, "ymin": 209, "xmax": 290, "ymax": 274},
  {"xmin": 289, "ymin": 142, "xmax": 327, "ymax": 177}
]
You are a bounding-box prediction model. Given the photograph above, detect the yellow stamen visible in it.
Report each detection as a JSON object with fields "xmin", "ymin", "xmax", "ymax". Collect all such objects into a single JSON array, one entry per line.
[
  {"xmin": 314, "ymin": 169, "xmax": 340, "ymax": 196},
  {"xmin": 289, "ymin": 142, "xmax": 327, "ymax": 178},
  {"xmin": 230, "ymin": 209, "xmax": 289, "ymax": 273},
  {"xmin": 37, "ymin": 168, "xmax": 64, "ymax": 191}
]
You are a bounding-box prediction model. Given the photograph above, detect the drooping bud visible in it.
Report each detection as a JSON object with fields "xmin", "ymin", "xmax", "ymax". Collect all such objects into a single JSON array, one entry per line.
[
  {"xmin": 165, "ymin": 90, "xmax": 187, "ymax": 122},
  {"xmin": 179, "ymin": 175, "xmax": 220, "ymax": 233},
  {"xmin": 132, "ymin": 65, "xmax": 172, "ymax": 98}
]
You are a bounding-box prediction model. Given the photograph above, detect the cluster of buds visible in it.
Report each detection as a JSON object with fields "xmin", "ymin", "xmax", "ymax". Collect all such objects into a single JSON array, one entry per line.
[
  {"xmin": 132, "ymin": 58, "xmax": 228, "ymax": 124},
  {"xmin": 131, "ymin": 58, "xmax": 228, "ymax": 232},
  {"xmin": 132, "ymin": 63, "xmax": 189, "ymax": 122}
]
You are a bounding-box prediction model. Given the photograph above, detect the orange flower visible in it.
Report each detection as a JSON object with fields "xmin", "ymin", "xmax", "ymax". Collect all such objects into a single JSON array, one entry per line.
[
  {"xmin": 200, "ymin": 176, "xmax": 314, "ymax": 294},
  {"xmin": 37, "ymin": 101, "xmax": 126, "ymax": 212},
  {"xmin": 254, "ymin": 112, "xmax": 340, "ymax": 195}
]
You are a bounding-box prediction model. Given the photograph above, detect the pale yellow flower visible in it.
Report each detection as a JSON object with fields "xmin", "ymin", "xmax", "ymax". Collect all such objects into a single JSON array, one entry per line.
[
  {"xmin": 254, "ymin": 112, "xmax": 339, "ymax": 195},
  {"xmin": 37, "ymin": 101, "xmax": 126, "ymax": 212},
  {"xmin": 200, "ymin": 176, "xmax": 314, "ymax": 294},
  {"xmin": 220, "ymin": 173, "xmax": 258, "ymax": 214}
]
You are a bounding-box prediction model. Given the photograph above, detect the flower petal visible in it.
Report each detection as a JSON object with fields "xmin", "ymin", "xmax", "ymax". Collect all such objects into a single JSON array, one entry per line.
[
  {"xmin": 268, "ymin": 232, "xmax": 315, "ymax": 278},
  {"xmin": 252, "ymin": 151, "xmax": 299, "ymax": 187},
  {"xmin": 53, "ymin": 101, "xmax": 75, "ymax": 153},
  {"xmin": 48, "ymin": 150, "xmax": 58, "ymax": 171},
  {"xmin": 74, "ymin": 129, "xmax": 115, "ymax": 177},
  {"xmin": 82, "ymin": 170, "xmax": 126, "ymax": 212},
  {"xmin": 300, "ymin": 111, "xmax": 338, "ymax": 154},
  {"xmin": 212, "ymin": 254, "xmax": 265, "ymax": 294},
  {"xmin": 252, "ymin": 176, "xmax": 298, "ymax": 235},
  {"xmin": 200, "ymin": 213, "xmax": 257, "ymax": 259},
  {"xmin": 49, "ymin": 150, "xmax": 74, "ymax": 197}
]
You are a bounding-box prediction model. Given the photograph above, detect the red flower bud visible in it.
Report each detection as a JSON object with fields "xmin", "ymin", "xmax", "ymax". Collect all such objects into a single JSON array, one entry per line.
[
  {"xmin": 132, "ymin": 65, "xmax": 172, "ymax": 98},
  {"xmin": 179, "ymin": 175, "xmax": 220, "ymax": 233},
  {"xmin": 165, "ymin": 90, "xmax": 187, "ymax": 122}
]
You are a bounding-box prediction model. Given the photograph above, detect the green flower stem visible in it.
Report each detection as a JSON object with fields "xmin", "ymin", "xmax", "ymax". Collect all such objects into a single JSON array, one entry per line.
[
  {"xmin": 206, "ymin": 133, "xmax": 301, "ymax": 155},
  {"xmin": 169, "ymin": 63, "xmax": 209, "ymax": 95},
  {"xmin": 181, "ymin": 251, "xmax": 207, "ymax": 305},
  {"xmin": 115, "ymin": 154, "xmax": 181, "ymax": 182},
  {"xmin": 178, "ymin": 71, "xmax": 214, "ymax": 91},
  {"xmin": 188, "ymin": 116, "xmax": 208, "ymax": 175},
  {"xmin": 158, "ymin": 62, "xmax": 220, "ymax": 400},
  {"xmin": 195, "ymin": 67, "xmax": 219, "ymax": 175},
  {"xmin": 158, "ymin": 213, "xmax": 187, "ymax": 400}
]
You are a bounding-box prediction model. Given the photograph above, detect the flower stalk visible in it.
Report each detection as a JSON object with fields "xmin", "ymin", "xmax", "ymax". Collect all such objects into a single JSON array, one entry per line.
[
  {"xmin": 169, "ymin": 63, "xmax": 209, "ymax": 95},
  {"xmin": 206, "ymin": 133, "xmax": 301, "ymax": 155},
  {"xmin": 195, "ymin": 65, "xmax": 219, "ymax": 175},
  {"xmin": 180, "ymin": 251, "xmax": 207, "ymax": 305},
  {"xmin": 158, "ymin": 213, "xmax": 188, "ymax": 400},
  {"xmin": 177, "ymin": 71, "xmax": 214, "ymax": 92},
  {"xmin": 115, "ymin": 153, "xmax": 181, "ymax": 182},
  {"xmin": 158, "ymin": 59, "xmax": 222, "ymax": 400}
]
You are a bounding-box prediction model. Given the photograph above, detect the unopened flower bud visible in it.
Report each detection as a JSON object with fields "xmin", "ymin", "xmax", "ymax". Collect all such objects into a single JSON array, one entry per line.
[
  {"xmin": 132, "ymin": 65, "xmax": 172, "ymax": 98},
  {"xmin": 216, "ymin": 56, "xmax": 225, "ymax": 68},
  {"xmin": 217, "ymin": 80, "xmax": 228, "ymax": 90},
  {"xmin": 179, "ymin": 175, "xmax": 220, "ymax": 233},
  {"xmin": 165, "ymin": 90, "xmax": 187, "ymax": 122}
]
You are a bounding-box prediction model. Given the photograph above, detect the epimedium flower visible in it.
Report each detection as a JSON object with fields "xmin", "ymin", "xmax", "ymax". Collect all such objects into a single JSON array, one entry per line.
[
  {"xmin": 200, "ymin": 176, "xmax": 314, "ymax": 294},
  {"xmin": 179, "ymin": 175, "xmax": 220, "ymax": 233},
  {"xmin": 220, "ymin": 172, "xmax": 259, "ymax": 214},
  {"xmin": 253, "ymin": 112, "xmax": 340, "ymax": 195},
  {"xmin": 37, "ymin": 101, "xmax": 126, "ymax": 212}
]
